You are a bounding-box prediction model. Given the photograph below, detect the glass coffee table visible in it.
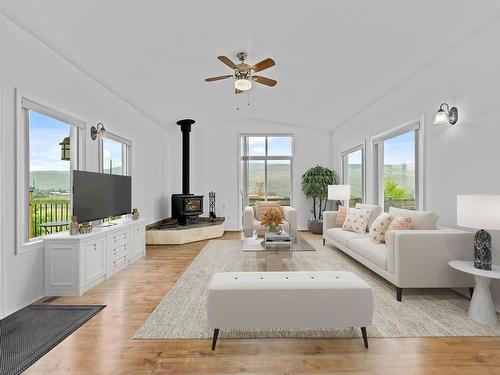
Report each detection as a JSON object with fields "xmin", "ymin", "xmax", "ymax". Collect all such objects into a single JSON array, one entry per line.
[{"xmin": 242, "ymin": 230, "xmax": 315, "ymax": 271}]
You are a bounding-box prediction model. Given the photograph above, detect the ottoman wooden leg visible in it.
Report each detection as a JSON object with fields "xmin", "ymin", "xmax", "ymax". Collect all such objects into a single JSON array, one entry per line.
[
  {"xmin": 361, "ymin": 327, "xmax": 368, "ymax": 349},
  {"xmin": 211, "ymin": 329, "xmax": 219, "ymax": 351},
  {"xmin": 323, "ymin": 238, "xmax": 326, "ymax": 245}
]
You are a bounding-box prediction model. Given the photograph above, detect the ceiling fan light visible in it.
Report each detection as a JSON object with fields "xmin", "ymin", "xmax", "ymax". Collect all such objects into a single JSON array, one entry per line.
[{"xmin": 234, "ymin": 79, "xmax": 252, "ymax": 91}]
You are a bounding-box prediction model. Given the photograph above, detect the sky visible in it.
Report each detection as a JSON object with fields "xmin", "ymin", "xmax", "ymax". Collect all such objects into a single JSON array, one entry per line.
[
  {"xmin": 29, "ymin": 111, "xmax": 71, "ymax": 171},
  {"xmin": 245, "ymin": 136, "xmax": 292, "ymax": 156},
  {"xmin": 347, "ymin": 131, "xmax": 415, "ymax": 165}
]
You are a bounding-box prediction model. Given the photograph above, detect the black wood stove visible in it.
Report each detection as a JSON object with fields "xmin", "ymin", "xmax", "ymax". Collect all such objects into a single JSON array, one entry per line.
[{"xmin": 171, "ymin": 119, "xmax": 203, "ymax": 225}]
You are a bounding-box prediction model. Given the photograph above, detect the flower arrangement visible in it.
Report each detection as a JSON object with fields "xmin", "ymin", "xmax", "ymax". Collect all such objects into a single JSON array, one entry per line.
[{"xmin": 260, "ymin": 207, "xmax": 284, "ymax": 233}]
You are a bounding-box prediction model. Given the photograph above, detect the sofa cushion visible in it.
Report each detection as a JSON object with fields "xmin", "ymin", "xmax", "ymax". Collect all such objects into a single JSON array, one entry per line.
[
  {"xmin": 347, "ymin": 237, "xmax": 388, "ymax": 270},
  {"xmin": 369, "ymin": 213, "xmax": 394, "ymax": 244},
  {"xmin": 385, "ymin": 216, "xmax": 413, "ymax": 243},
  {"xmin": 325, "ymin": 227, "xmax": 369, "ymax": 247},
  {"xmin": 356, "ymin": 203, "xmax": 383, "ymax": 230},
  {"xmin": 343, "ymin": 208, "xmax": 372, "ymax": 234},
  {"xmin": 335, "ymin": 207, "xmax": 348, "ymax": 227},
  {"xmin": 388, "ymin": 207, "xmax": 438, "ymax": 230}
]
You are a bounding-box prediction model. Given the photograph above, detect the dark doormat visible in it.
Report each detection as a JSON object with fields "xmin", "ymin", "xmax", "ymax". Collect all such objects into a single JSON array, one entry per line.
[{"xmin": 0, "ymin": 304, "xmax": 105, "ymax": 375}]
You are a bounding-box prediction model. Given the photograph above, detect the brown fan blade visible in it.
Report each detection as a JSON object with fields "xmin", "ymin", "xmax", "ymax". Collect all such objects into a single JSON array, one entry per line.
[
  {"xmin": 235, "ymin": 88, "xmax": 244, "ymax": 94},
  {"xmin": 217, "ymin": 56, "xmax": 238, "ymax": 70},
  {"xmin": 251, "ymin": 75, "xmax": 277, "ymax": 87},
  {"xmin": 251, "ymin": 58, "xmax": 275, "ymax": 72},
  {"xmin": 205, "ymin": 75, "xmax": 232, "ymax": 82}
]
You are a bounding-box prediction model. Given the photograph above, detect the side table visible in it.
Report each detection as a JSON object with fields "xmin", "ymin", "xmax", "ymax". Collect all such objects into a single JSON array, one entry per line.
[{"xmin": 449, "ymin": 260, "xmax": 500, "ymax": 326}]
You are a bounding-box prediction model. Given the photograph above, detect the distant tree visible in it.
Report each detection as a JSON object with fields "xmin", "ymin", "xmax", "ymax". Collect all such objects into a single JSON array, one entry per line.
[{"xmin": 384, "ymin": 180, "xmax": 413, "ymax": 200}]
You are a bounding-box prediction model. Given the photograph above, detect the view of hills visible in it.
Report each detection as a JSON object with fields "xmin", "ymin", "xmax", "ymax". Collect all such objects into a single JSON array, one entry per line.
[{"xmin": 246, "ymin": 162, "xmax": 415, "ymax": 200}]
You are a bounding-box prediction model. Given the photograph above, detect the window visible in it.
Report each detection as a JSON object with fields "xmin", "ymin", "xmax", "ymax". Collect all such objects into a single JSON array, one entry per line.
[
  {"xmin": 341, "ymin": 145, "xmax": 365, "ymax": 207},
  {"xmin": 373, "ymin": 119, "xmax": 423, "ymax": 212},
  {"xmin": 240, "ymin": 135, "xmax": 293, "ymax": 209},
  {"xmin": 16, "ymin": 93, "xmax": 85, "ymax": 251},
  {"xmin": 100, "ymin": 135, "xmax": 131, "ymax": 176}
]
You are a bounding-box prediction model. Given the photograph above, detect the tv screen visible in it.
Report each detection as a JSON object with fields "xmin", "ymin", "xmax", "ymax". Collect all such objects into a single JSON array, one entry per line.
[{"xmin": 73, "ymin": 170, "xmax": 131, "ymax": 222}]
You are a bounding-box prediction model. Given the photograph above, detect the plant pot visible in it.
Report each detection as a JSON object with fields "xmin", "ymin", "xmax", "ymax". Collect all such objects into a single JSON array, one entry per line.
[{"xmin": 307, "ymin": 218, "xmax": 323, "ymax": 234}]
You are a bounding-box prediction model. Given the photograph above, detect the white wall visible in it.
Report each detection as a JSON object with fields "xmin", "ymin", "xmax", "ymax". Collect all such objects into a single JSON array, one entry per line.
[
  {"xmin": 167, "ymin": 118, "xmax": 332, "ymax": 230},
  {"xmin": 330, "ymin": 18, "xmax": 500, "ymax": 310},
  {"xmin": 0, "ymin": 15, "xmax": 170, "ymax": 318}
]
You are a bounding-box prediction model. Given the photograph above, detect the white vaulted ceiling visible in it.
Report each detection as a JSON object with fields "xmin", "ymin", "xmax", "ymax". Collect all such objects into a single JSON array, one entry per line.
[{"xmin": 1, "ymin": 0, "xmax": 499, "ymax": 130}]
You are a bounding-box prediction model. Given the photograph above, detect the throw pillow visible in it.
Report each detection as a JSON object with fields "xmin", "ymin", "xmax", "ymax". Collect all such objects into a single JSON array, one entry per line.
[
  {"xmin": 355, "ymin": 203, "xmax": 382, "ymax": 230},
  {"xmin": 335, "ymin": 207, "xmax": 348, "ymax": 227},
  {"xmin": 388, "ymin": 207, "xmax": 438, "ymax": 230},
  {"xmin": 384, "ymin": 216, "xmax": 413, "ymax": 243},
  {"xmin": 342, "ymin": 208, "xmax": 372, "ymax": 234},
  {"xmin": 369, "ymin": 213, "xmax": 394, "ymax": 244},
  {"xmin": 255, "ymin": 202, "xmax": 280, "ymax": 221}
]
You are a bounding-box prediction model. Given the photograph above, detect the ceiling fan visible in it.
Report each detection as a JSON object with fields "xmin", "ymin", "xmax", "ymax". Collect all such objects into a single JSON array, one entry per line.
[{"xmin": 205, "ymin": 52, "xmax": 277, "ymax": 94}]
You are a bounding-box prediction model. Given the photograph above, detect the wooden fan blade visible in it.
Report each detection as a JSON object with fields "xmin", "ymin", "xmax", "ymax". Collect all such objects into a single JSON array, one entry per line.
[
  {"xmin": 235, "ymin": 88, "xmax": 244, "ymax": 94},
  {"xmin": 205, "ymin": 75, "xmax": 232, "ymax": 82},
  {"xmin": 251, "ymin": 75, "xmax": 277, "ymax": 87},
  {"xmin": 217, "ymin": 56, "xmax": 238, "ymax": 70},
  {"xmin": 251, "ymin": 58, "xmax": 275, "ymax": 72}
]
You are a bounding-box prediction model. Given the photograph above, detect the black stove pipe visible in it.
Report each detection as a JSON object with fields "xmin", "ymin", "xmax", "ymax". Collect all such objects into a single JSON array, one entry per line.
[{"xmin": 176, "ymin": 119, "xmax": 195, "ymax": 195}]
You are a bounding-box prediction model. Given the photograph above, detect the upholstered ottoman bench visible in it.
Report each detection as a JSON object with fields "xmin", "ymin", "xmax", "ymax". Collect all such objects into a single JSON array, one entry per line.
[{"xmin": 207, "ymin": 271, "xmax": 373, "ymax": 350}]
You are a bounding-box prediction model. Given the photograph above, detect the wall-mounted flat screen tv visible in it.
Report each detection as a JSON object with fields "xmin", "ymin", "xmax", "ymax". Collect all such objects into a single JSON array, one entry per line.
[{"xmin": 73, "ymin": 170, "xmax": 131, "ymax": 222}]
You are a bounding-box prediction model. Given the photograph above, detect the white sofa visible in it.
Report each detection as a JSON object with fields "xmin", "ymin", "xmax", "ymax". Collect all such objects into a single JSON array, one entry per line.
[
  {"xmin": 244, "ymin": 205, "xmax": 297, "ymax": 237},
  {"xmin": 207, "ymin": 271, "xmax": 373, "ymax": 350},
  {"xmin": 323, "ymin": 205, "xmax": 474, "ymax": 301}
]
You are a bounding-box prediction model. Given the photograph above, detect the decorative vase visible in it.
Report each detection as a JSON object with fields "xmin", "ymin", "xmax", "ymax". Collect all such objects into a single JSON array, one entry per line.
[
  {"xmin": 307, "ymin": 218, "xmax": 323, "ymax": 234},
  {"xmin": 69, "ymin": 216, "xmax": 79, "ymax": 236},
  {"xmin": 274, "ymin": 224, "xmax": 283, "ymax": 235},
  {"xmin": 132, "ymin": 208, "xmax": 139, "ymax": 220}
]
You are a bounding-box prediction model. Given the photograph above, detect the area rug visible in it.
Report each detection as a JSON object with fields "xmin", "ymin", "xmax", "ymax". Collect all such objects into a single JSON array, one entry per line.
[
  {"xmin": 134, "ymin": 239, "xmax": 500, "ymax": 339},
  {"xmin": 0, "ymin": 304, "xmax": 105, "ymax": 375}
]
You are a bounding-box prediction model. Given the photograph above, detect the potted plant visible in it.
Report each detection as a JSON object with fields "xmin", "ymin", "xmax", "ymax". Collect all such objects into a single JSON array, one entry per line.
[{"xmin": 301, "ymin": 165, "xmax": 338, "ymax": 234}]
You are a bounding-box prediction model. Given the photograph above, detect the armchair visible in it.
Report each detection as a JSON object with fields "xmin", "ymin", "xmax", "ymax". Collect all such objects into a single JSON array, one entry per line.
[{"xmin": 244, "ymin": 205, "xmax": 297, "ymax": 237}]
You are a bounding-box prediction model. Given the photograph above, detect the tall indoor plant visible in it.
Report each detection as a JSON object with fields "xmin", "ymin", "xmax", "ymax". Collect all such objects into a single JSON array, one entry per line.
[{"xmin": 301, "ymin": 165, "xmax": 338, "ymax": 233}]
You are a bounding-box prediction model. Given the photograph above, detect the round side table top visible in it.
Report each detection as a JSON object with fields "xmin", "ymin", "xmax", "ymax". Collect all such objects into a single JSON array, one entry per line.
[{"xmin": 449, "ymin": 260, "xmax": 500, "ymax": 279}]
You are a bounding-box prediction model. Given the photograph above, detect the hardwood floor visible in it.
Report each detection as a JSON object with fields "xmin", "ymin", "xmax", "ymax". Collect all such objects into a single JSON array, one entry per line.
[{"xmin": 26, "ymin": 232, "xmax": 500, "ymax": 375}]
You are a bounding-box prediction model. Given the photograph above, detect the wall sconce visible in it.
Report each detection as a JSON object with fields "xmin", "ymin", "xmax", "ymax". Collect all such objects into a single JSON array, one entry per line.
[
  {"xmin": 90, "ymin": 122, "xmax": 108, "ymax": 140},
  {"xmin": 433, "ymin": 103, "xmax": 458, "ymax": 125}
]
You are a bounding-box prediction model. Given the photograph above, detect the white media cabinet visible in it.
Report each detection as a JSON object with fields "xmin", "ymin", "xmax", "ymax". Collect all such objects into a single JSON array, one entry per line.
[{"xmin": 43, "ymin": 218, "xmax": 146, "ymax": 296}]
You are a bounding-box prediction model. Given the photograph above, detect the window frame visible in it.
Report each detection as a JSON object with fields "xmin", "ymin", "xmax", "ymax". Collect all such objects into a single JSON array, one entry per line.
[
  {"xmin": 15, "ymin": 90, "xmax": 86, "ymax": 253},
  {"xmin": 340, "ymin": 142, "xmax": 366, "ymax": 207},
  {"xmin": 371, "ymin": 116, "xmax": 424, "ymax": 211},
  {"xmin": 238, "ymin": 133, "xmax": 294, "ymax": 225},
  {"xmin": 98, "ymin": 132, "xmax": 132, "ymax": 176}
]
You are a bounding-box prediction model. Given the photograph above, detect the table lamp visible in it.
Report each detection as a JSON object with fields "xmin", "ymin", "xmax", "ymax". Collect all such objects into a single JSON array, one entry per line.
[
  {"xmin": 328, "ymin": 185, "xmax": 351, "ymax": 210},
  {"xmin": 457, "ymin": 195, "xmax": 500, "ymax": 270}
]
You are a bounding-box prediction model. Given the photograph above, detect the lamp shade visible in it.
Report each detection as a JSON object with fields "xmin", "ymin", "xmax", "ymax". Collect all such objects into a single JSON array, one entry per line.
[
  {"xmin": 457, "ymin": 194, "xmax": 500, "ymax": 230},
  {"xmin": 433, "ymin": 109, "xmax": 448, "ymax": 125},
  {"xmin": 328, "ymin": 185, "xmax": 350, "ymax": 201}
]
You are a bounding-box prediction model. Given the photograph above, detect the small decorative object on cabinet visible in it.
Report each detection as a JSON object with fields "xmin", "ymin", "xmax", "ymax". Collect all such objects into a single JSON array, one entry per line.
[
  {"xmin": 132, "ymin": 208, "xmax": 140, "ymax": 220},
  {"xmin": 79, "ymin": 222, "xmax": 92, "ymax": 234},
  {"xmin": 457, "ymin": 195, "xmax": 500, "ymax": 270},
  {"xmin": 69, "ymin": 216, "xmax": 79, "ymax": 235},
  {"xmin": 209, "ymin": 192, "xmax": 217, "ymax": 221},
  {"xmin": 301, "ymin": 165, "xmax": 338, "ymax": 234}
]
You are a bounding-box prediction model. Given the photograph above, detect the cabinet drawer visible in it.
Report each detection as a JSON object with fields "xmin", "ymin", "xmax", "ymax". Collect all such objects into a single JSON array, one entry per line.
[
  {"xmin": 108, "ymin": 229, "xmax": 129, "ymax": 247},
  {"xmin": 109, "ymin": 242, "xmax": 129, "ymax": 259},
  {"xmin": 110, "ymin": 253, "xmax": 128, "ymax": 270}
]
